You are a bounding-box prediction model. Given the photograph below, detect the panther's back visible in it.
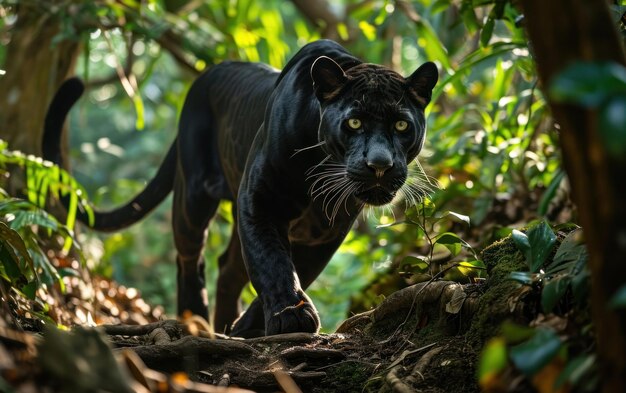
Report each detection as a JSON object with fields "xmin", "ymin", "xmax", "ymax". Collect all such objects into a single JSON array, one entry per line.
[{"xmin": 179, "ymin": 61, "xmax": 280, "ymax": 200}]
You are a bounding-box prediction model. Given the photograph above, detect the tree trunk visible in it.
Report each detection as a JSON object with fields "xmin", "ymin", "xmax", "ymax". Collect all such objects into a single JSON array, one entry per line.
[
  {"xmin": 520, "ymin": 1, "xmax": 626, "ymax": 392},
  {"xmin": 0, "ymin": 2, "xmax": 81, "ymax": 156}
]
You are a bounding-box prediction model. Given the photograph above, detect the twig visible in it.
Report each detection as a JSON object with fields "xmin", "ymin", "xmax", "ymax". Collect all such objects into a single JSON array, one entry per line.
[
  {"xmin": 273, "ymin": 368, "xmax": 303, "ymax": 393},
  {"xmin": 385, "ymin": 366, "xmax": 416, "ymax": 393}
]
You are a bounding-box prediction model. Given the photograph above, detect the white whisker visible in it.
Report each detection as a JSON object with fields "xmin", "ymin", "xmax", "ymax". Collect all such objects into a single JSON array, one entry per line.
[
  {"xmin": 291, "ymin": 140, "xmax": 327, "ymax": 158},
  {"xmin": 330, "ymin": 181, "xmax": 357, "ymax": 223},
  {"xmin": 305, "ymin": 155, "xmax": 332, "ymax": 176}
]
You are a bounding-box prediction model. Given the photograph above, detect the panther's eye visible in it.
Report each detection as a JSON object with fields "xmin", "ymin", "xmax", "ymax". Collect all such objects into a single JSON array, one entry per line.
[
  {"xmin": 395, "ymin": 120, "xmax": 409, "ymax": 132},
  {"xmin": 347, "ymin": 118, "xmax": 362, "ymax": 130}
]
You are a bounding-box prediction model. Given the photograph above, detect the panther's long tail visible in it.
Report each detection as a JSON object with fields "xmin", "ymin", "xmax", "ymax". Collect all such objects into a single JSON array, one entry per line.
[{"xmin": 43, "ymin": 78, "xmax": 177, "ymax": 232}]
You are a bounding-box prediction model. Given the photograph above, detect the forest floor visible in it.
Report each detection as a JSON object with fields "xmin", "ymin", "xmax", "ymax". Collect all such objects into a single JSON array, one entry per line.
[{"xmin": 0, "ymin": 235, "xmax": 583, "ymax": 393}]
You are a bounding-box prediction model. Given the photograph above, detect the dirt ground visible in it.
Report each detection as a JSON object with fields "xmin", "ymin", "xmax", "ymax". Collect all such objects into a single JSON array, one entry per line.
[{"xmin": 1, "ymin": 236, "xmax": 552, "ymax": 392}]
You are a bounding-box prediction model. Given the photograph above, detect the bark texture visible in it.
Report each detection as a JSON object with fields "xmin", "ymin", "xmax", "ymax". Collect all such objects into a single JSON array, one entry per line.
[
  {"xmin": 0, "ymin": 1, "xmax": 81, "ymax": 156},
  {"xmin": 520, "ymin": 1, "xmax": 626, "ymax": 392}
]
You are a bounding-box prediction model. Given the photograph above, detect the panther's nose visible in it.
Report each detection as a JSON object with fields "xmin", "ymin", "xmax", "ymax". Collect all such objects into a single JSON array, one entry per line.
[{"xmin": 367, "ymin": 157, "xmax": 393, "ymax": 178}]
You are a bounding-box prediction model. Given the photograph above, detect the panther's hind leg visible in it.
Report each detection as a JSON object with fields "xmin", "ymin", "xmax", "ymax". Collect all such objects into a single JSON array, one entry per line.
[
  {"xmin": 172, "ymin": 171, "xmax": 219, "ymax": 319},
  {"xmin": 214, "ymin": 220, "xmax": 249, "ymax": 333}
]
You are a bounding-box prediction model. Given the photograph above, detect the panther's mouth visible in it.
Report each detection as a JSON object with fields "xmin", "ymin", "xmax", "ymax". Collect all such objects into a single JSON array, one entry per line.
[{"xmin": 355, "ymin": 184, "xmax": 397, "ymax": 206}]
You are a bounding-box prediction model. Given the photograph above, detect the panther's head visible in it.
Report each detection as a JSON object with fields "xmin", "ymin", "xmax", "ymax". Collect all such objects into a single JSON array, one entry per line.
[{"xmin": 309, "ymin": 56, "xmax": 438, "ymax": 215}]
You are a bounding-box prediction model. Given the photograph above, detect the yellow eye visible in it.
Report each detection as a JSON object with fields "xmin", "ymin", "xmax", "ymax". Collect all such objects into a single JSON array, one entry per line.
[
  {"xmin": 347, "ymin": 118, "xmax": 362, "ymax": 130},
  {"xmin": 395, "ymin": 120, "xmax": 409, "ymax": 132}
]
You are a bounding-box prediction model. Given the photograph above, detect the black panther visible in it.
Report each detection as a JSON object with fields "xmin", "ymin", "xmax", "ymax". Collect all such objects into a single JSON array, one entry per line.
[{"xmin": 43, "ymin": 40, "xmax": 438, "ymax": 337}]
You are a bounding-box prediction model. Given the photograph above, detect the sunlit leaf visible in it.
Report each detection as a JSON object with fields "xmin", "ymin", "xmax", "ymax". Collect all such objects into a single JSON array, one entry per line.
[
  {"xmin": 510, "ymin": 328, "xmax": 562, "ymax": 376},
  {"xmin": 337, "ymin": 23, "xmax": 349, "ymax": 41},
  {"xmin": 457, "ymin": 260, "xmax": 486, "ymax": 277},
  {"xmin": 478, "ymin": 338, "xmax": 508, "ymax": 389},
  {"xmin": 405, "ymin": 198, "xmax": 435, "ymax": 222},
  {"xmin": 8, "ymin": 210, "xmax": 59, "ymax": 232},
  {"xmin": 431, "ymin": 41, "xmax": 526, "ymax": 104},
  {"xmin": 511, "ymin": 229, "xmax": 530, "ymax": 253},
  {"xmin": 133, "ymin": 95, "xmax": 145, "ymax": 130},
  {"xmin": 509, "ymin": 271, "xmax": 536, "ymax": 285},
  {"xmin": 358, "ymin": 21, "xmax": 376, "ymax": 41},
  {"xmin": 436, "ymin": 211, "xmax": 470, "ymax": 226},
  {"xmin": 433, "ymin": 232, "xmax": 462, "ymax": 257},
  {"xmin": 512, "ymin": 222, "xmax": 556, "ymax": 272},
  {"xmin": 415, "ymin": 19, "xmax": 451, "ymax": 70}
]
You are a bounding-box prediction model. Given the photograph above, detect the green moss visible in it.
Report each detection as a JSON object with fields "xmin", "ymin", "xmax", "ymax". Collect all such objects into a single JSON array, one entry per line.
[
  {"xmin": 467, "ymin": 236, "xmax": 529, "ymax": 347},
  {"xmin": 317, "ymin": 361, "xmax": 376, "ymax": 393}
]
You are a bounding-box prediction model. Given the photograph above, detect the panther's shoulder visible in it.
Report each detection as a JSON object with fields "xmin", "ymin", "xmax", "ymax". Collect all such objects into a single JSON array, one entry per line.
[{"xmin": 276, "ymin": 40, "xmax": 361, "ymax": 86}]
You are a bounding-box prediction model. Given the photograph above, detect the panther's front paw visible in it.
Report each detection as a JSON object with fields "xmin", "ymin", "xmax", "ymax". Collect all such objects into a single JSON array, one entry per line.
[{"xmin": 265, "ymin": 296, "xmax": 320, "ymax": 335}]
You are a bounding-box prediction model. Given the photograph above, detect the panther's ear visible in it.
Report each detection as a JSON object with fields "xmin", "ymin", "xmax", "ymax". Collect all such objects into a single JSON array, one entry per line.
[
  {"xmin": 311, "ymin": 56, "xmax": 348, "ymax": 102},
  {"xmin": 407, "ymin": 62, "xmax": 439, "ymax": 105}
]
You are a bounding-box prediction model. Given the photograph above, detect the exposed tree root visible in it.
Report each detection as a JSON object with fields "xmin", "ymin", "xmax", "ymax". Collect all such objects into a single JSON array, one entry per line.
[{"xmin": 3, "ymin": 279, "xmax": 488, "ymax": 392}]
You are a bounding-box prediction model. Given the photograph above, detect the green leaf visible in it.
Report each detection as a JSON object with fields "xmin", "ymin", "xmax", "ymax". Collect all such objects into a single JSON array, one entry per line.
[
  {"xmin": 0, "ymin": 221, "xmax": 35, "ymax": 278},
  {"xmin": 478, "ymin": 338, "xmax": 508, "ymax": 384},
  {"xmin": 436, "ymin": 211, "xmax": 470, "ymax": 226},
  {"xmin": 512, "ymin": 222, "xmax": 557, "ymax": 272},
  {"xmin": 549, "ymin": 61, "xmax": 626, "ymax": 107},
  {"xmin": 609, "ymin": 284, "xmax": 626, "ymax": 309},
  {"xmin": 570, "ymin": 267, "xmax": 590, "ymax": 304},
  {"xmin": 511, "ymin": 229, "xmax": 530, "ymax": 255},
  {"xmin": 430, "ymin": 41, "xmax": 526, "ymax": 104},
  {"xmin": 336, "ymin": 23, "xmax": 349, "ymax": 41},
  {"xmin": 8, "ymin": 210, "xmax": 59, "ymax": 232},
  {"xmin": 58, "ymin": 267, "xmax": 80, "ymax": 278},
  {"xmin": 599, "ymin": 95, "xmax": 626, "ymax": 158},
  {"xmin": 546, "ymin": 229, "xmax": 587, "ymax": 275},
  {"xmin": 21, "ymin": 281, "xmax": 38, "ymax": 300},
  {"xmin": 0, "ymin": 241, "xmax": 21, "ymax": 281},
  {"xmin": 480, "ymin": 17, "xmax": 494, "ymax": 47},
  {"xmin": 542, "ymin": 275, "xmax": 571, "ymax": 313},
  {"xmin": 406, "ymin": 198, "xmax": 435, "ymax": 222},
  {"xmin": 509, "ymin": 271, "xmax": 536, "ymax": 285},
  {"xmin": 510, "ymin": 328, "xmax": 562, "ymax": 376},
  {"xmin": 500, "ymin": 321, "xmax": 536, "ymax": 344},
  {"xmin": 555, "ymin": 354, "xmax": 596, "ymax": 389},
  {"xmin": 471, "ymin": 194, "xmax": 493, "ymax": 226},
  {"xmin": 132, "ymin": 95, "xmax": 145, "ymax": 131},
  {"xmin": 433, "ymin": 232, "xmax": 463, "ymax": 257},
  {"xmin": 421, "ymin": 197, "xmax": 436, "ymax": 217},
  {"xmin": 456, "ymin": 260, "xmax": 486, "ymax": 277},
  {"xmin": 415, "ymin": 19, "xmax": 451, "ymax": 70},
  {"xmin": 538, "ymin": 169, "xmax": 565, "ymax": 216},
  {"xmin": 459, "ymin": 1, "xmax": 480, "ymax": 34},
  {"xmin": 400, "ymin": 255, "xmax": 430, "ymax": 273}
]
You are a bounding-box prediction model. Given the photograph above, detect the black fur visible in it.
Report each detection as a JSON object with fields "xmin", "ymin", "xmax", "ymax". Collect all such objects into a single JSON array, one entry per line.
[{"xmin": 43, "ymin": 40, "xmax": 438, "ymax": 337}]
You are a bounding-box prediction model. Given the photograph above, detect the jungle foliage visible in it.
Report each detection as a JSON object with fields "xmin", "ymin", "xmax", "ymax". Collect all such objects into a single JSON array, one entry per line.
[{"xmin": 1, "ymin": 0, "xmax": 626, "ymax": 391}]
